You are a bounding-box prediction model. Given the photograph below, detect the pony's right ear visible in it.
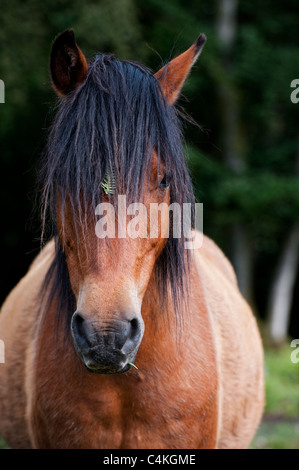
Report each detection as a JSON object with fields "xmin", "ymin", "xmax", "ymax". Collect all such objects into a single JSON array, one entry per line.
[
  {"xmin": 50, "ymin": 29, "xmax": 88, "ymax": 96},
  {"xmin": 154, "ymin": 34, "xmax": 206, "ymax": 105}
]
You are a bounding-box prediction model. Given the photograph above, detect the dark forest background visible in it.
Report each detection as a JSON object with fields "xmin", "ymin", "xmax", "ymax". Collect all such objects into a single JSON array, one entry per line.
[
  {"xmin": 0, "ymin": 0, "xmax": 299, "ymax": 345},
  {"xmin": 1, "ymin": 0, "xmax": 299, "ymax": 449}
]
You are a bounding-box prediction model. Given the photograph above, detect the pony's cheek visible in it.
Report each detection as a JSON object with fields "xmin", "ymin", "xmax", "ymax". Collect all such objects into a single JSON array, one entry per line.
[
  {"xmin": 65, "ymin": 254, "xmax": 83, "ymax": 299},
  {"xmin": 134, "ymin": 254, "xmax": 157, "ymax": 299},
  {"xmin": 133, "ymin": 240, "xmax": 166, "ymax": 298},
  {"xmin": 147, "ymin": 197, "xmax": 170, "ymax": 241}
]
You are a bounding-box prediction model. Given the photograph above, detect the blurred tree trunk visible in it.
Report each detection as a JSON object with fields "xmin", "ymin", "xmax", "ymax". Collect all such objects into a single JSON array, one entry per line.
[
  {"xmin": 215, "ymin": 0, "xmax": 255, "ymax": 304},
  {"xmin": 267, "ymin": 148, "xmax": 299, "ymax": 344}
]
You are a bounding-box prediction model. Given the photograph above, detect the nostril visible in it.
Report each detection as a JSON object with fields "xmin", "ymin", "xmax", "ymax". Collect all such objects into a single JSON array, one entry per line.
[
  {"xmin": 114, "ymin": 318, "xmax": 140, "ymax": 350},
  {"xmin": 129, "ymin": 317, "xmax": 140, "ymax": 342},
  {"xmin": 115, "ymin": 321, "xmax": 131, "ymax": 349},
  {"xmin": 118, "ymin": 317, "xmax": 142, "ymax": 354},
  {"xmin": 71, "ymin": 311, "xmax": 91, "ymax": 349}
]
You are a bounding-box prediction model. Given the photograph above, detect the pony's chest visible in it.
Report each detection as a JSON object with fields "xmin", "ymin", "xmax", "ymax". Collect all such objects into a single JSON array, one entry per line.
[
  {"xmin": 71, "ymin": 375, "xmax": 218, "ymax": 449},
  {"xmin": 31, "ymin": 369, "xmax": 218, "ymax": 448}
]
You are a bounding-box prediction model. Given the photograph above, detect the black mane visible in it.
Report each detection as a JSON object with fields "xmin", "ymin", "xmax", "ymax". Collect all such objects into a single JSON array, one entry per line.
[{"xmin": 38, "ymin": 53, "xmax": 195, "ymax": 333}]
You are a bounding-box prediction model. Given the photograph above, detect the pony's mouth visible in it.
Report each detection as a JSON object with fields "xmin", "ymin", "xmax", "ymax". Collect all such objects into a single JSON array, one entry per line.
[
  {"xmin": 82, "ymin": 359, "xmax": 134, "ymax": 375},
  {"xmin": 73, "ymin": 341, "xmax": 139, "ymax": 374}
]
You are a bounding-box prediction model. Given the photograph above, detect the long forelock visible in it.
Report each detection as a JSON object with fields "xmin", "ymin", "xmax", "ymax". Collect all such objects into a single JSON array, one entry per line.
[{"xmin": 38, "ymin": 53, "xmax": 195, "ymax": 333}]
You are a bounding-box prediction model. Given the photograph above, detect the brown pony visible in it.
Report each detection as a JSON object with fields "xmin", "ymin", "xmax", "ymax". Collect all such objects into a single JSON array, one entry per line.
[{"xmin": 0, "ymin": 30, "xmax": 264, "ymax": 449}]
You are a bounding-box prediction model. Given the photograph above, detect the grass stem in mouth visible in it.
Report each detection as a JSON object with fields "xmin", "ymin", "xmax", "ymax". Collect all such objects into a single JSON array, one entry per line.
[{"xmin": 128, "ymin": 362, "xmax": 138, "ymax": 370}]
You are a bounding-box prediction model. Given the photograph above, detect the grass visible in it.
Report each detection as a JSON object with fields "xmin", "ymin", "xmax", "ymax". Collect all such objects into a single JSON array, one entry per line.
[
  {"xmin": 250, "ymin": 342, "xmax": 299, "ymax": 449},
  {"xmin": 128, "ymin": 362, "xmax": 138, "ymax": 370},
  {"xmin": 263, "ymin": 343, "xmax": 299, "ymax": 418},
  {"xmin": 0, "ymin": 342, "xmax": 298, "ymax": 449},
  {"xmin": 251, "ymin": 421, "xmax": 299, "ymax": 449}
]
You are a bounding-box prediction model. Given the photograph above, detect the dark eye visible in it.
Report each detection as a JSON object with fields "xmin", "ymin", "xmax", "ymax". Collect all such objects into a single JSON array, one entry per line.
[{"xmin": 159, "ymin": 174, "xmax": 171, "ymax": 189}]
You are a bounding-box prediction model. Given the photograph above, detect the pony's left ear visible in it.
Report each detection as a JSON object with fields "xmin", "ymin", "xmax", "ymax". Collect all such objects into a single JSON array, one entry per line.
[
  {"xmin": 154, "ymin": 34, "xmax": 206, "ymax": 105},
  {"xmin": 50, "ymin": 29, "xmax": 88, "ymax": 96}
]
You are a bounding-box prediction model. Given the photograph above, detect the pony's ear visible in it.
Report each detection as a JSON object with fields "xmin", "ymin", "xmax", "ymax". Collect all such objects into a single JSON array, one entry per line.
[
  {"xmin": 50, "ymin": 29, "xmax": 88, "ymax": 96},
  {"xmin": 154, "ymin": 34, "xmax": 206, "ymax": 105}
]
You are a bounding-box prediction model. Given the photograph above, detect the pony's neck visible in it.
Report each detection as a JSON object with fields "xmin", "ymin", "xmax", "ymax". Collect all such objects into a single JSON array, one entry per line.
[{"xmin": 134, "ymin": 273, "xmax": 187, "ymax": 371}]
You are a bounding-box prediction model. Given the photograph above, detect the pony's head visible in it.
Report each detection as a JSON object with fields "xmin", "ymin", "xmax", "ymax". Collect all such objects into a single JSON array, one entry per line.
[{"xmin": 39, "ymin": 30, "xmax": 206, "ymax": 374}]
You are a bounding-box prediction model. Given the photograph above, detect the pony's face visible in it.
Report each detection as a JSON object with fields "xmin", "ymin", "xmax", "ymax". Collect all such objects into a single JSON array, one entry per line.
[
  {"xmin": 57, "ymin": 155, "xmax": 170, "ymax": 374},
  {"xmin": 48, "ymin": 29, "xmax": 205, "ymax": 374}
]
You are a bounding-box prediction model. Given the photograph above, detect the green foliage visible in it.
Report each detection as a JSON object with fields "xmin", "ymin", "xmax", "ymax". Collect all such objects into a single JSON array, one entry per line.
[
  {"xmin": 264, "ymin": 344, "xmax": 299, "ymax": 418},
  {"xmin": 188, "ymin": 143, "xmax": 299, "ymax": 254},
  {"xmin": 101, "ymin": 171, "xmax": 116, "ymax": 195},
  {"xmin": 251, "ymin": 343, "xmax": 299, "ymax": 449},
  {"xmin": 251, "ymin": 421, "xmax": 299, "ymax": 449}
]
